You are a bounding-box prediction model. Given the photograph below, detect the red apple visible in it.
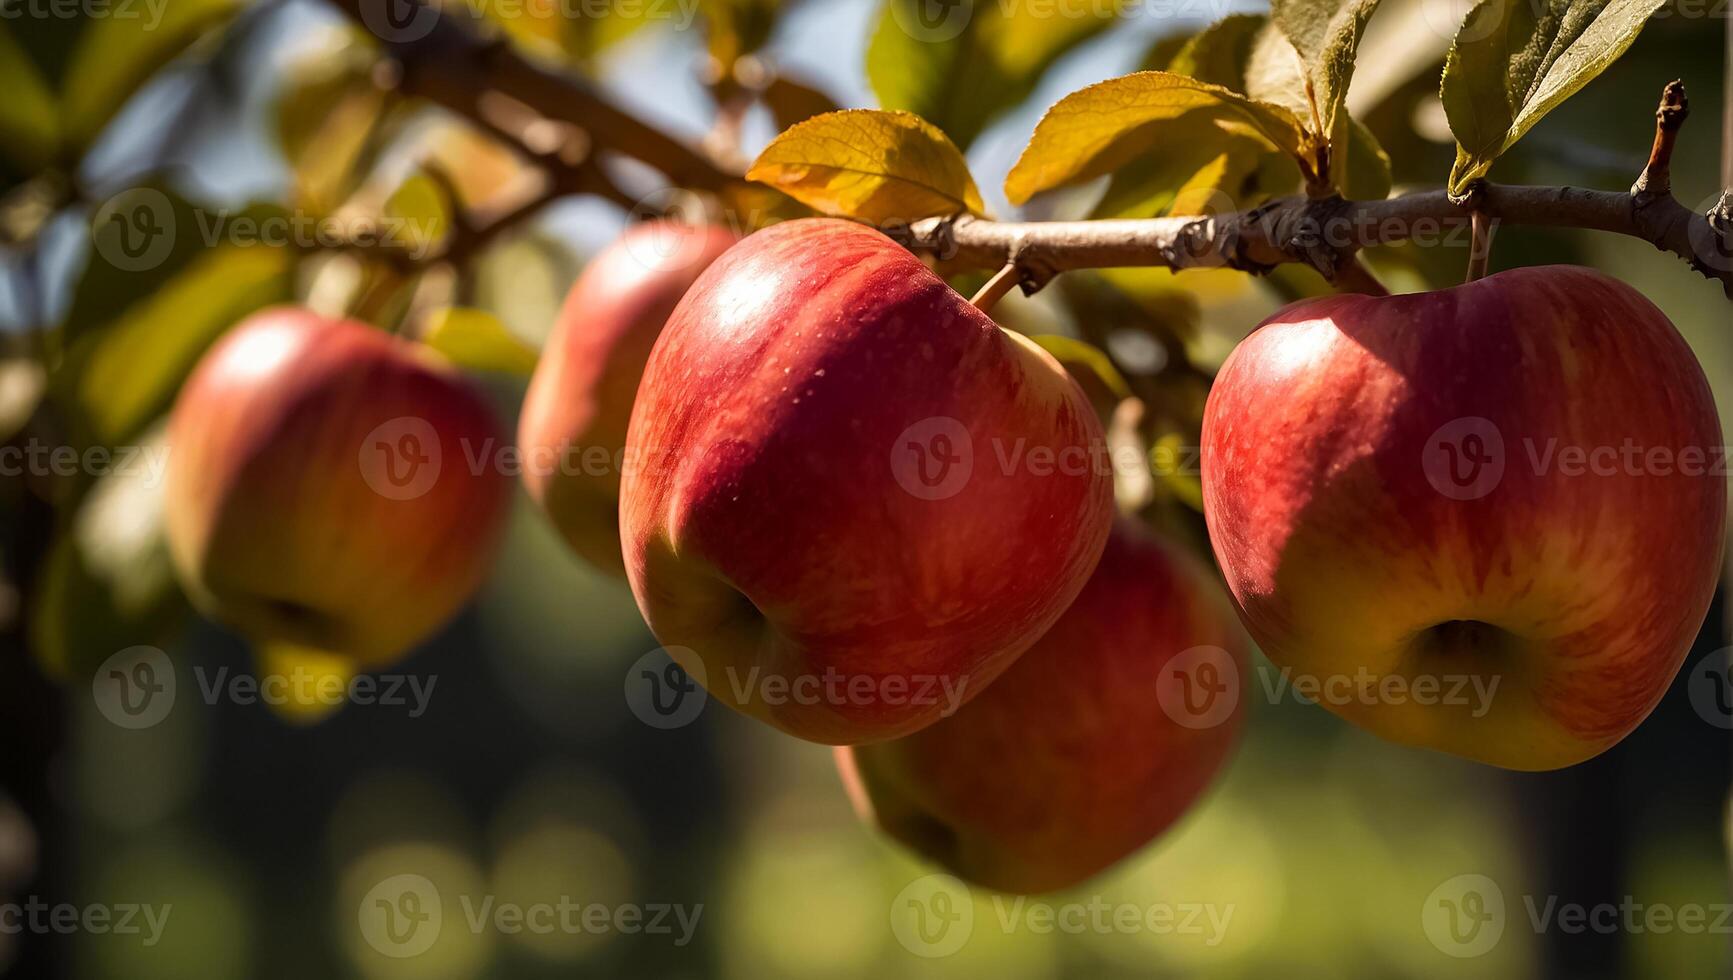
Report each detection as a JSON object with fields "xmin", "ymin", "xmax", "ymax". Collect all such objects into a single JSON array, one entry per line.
[
  {"xmin": 619, "ymin": 218, "xmax": 1114, "ymax": 744},
  {"xmin": 1201, "ymin": 266, "xmax": 1725, "ymax": 770},
  {"xmin": 518, "ymin": 220, "xmax": 740, "ymax": 574},
  {"xmin": 165, "ymin": 307, "xmax": 512, "ymax": 671},
  {"xmin": 837, "ymin": 519, "xmax": 1247, "ymax": 893}
]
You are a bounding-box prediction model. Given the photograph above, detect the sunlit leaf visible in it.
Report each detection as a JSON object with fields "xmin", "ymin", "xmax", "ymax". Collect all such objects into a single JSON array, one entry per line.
[
  {"xmin": 866, "ymin": 0, "xmax": 1115, "ymax": 149},
  {"xmin": 60, "ymin": 0, "xmax": 243, "ymax": 151},
  {"xmin": 1004, "ymin": 72, "xmax": 1306, "ymax": 206},
  {"xmin": 1442, "ymin": 0, "xmax": 1665, "ymax": 196},
  {"xmin": 383, "ymin": 173, "xmax": 451, "ymax": 256},
  {"xmin": 57, "ymin": 242, "xmax": 293, "ymax": 447},
  {"xmin": 420, "ymin": 307, "xmax": 540, "ymax": 377},
  {"xmin": 748, "ymin": 109, "xmax": 985, "ymax": 222},
  {"xmin": 1269, "ymin": 0, "xmax": 1384, "ymax": 138},
  {"xmin": 1244, "ymin": 21, "xmax": 1391, "ymax": 197},
  {"xmin": 1089, "ymin": 116, "xmax": 1272, "ymax": 220},
  {"xmin": 275, "ymin": 32, "xmax": 390, "ymax": 216}
]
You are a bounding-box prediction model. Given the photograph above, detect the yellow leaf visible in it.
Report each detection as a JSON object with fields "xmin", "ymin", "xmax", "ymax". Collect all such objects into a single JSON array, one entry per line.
[
  {"xmin": 383, "ymin": 173, "xmax": 450, "ymax": 257},
  {"xmin": 420, "ymin": 307, "xmax": 540, "ymax": 377},
  {"xmin": 1004, "ymin": 71, "xmax": 1307, "ymax": 206},
  {"xmin": 747, "ymin": 110, "xmax": 985, "ymax": 223}
]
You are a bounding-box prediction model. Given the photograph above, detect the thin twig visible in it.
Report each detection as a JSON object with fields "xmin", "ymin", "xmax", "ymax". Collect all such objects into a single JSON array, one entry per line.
[
  {"xmin": 322, "ymin": 0, "xmax": 734, "ymax": 191},
  {"xmin": 1634, "ymin": 80, "xmax": 1689, "ymax": 199}
]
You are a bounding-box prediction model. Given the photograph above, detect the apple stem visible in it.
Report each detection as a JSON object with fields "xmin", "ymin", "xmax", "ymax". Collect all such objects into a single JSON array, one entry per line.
[
  {"xmin": 969, "ymin": 263, "xmax": 1024, "ymax": 314},
  {"xmin": 1466, "ymin": 210, "xmax": 1496, "ymax": 283}
]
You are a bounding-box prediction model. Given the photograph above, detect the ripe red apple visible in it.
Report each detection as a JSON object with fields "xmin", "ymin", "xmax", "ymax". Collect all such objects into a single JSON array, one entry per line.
[
  {"xmin": 837, "ymin": 519, "xmax": 1247, "ymax": 893},
  {"xmin": 619, "ymin": 218, "xmax": 1114, "ymax": 744},
  {"xmin": 518, "ymin": 220, "xmax": 740, "ymax": 574},
  {"xmin": 165, "ymin": 307, "xmax": 512, "ymax": 671},
  {"xmin": 1201, "ymin": 266, "xmax": 1725, "ymax": 770}
]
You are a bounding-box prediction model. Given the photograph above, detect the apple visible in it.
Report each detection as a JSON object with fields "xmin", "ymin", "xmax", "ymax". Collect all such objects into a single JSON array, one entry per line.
[
  {"xmin": 165, "ymin": 307, "xmax": 513, "ymax": 672},
  {"xmin": 519, "ymin": 220, "xmax": 740, "ymax": 574},
  {"xmin": 837, "ymin": 519, "xmax": 1247, "ymax": 893},
  {"xmin": 619, "ymin": 218, "xmax": 1114, "ymax": 744},
  {"xmin": 1201, "ymin": 266, "xmax": 1725, "ymax": 770}
]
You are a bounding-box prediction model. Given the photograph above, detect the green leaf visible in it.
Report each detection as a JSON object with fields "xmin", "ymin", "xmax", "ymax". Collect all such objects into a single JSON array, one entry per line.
[
  {"xmin": 1336, "ymin": 113, "xmax": 1393, "ymax": 201},
  {"xmin": 30, "ymin": 423, "xmax": 188, "ymax": 682},
  {"xmin": 420, "ymin": 307, "xmax": 540, "ymax": 377},
  {"xmin": 57, "ymin": 241, "xmax": 293, "ymax": 447},
  {"xmin": 703, "ymin": 0, "xmax": 783, "ymax": 66},
  {"xmin": 866, "ymin": 0, "xmax": 1116, "ymax": 149},
  {"xmin": 1243, "ymin": 21, "xmax": 1390, "ymax": 196},
  {"xmin": 60, "ymin": 0, "xmax": 243, "ymax": 151},
  {"xmin": 1089, "ymin": 116, "xmax": 1273, "ymax": 219},
  {"xmin": 383, "ymin": 173, "xmax": 451, "ymax": 257},
  {"xmin": 1269, "ymin": 0, "xmax": 1384, "ymax": 138},
  {"xmin": 0, "ymin": 24, "xmax": 60, "ymax": 179},
  {"xmin": 1004, "ymin": 72, "xmax": 1307, "ymax": 206},
  {"xmin": 1167, "ymin": 13, "xmax": 1267, "ymax": 88},
  {"xmin": 762, "ymin": 75, "xmax": 842, "ymax": 133},
  {"xmin": 748, "ymin": 109, "xmax": 985, "ymax": 222},
  {"xmin": 1442, "ymin": 0, "xmax": 1666, "ymax": 196},
  {"xmin": 275, "ymin": 32, "xmax": 390, "ymax": 216}
]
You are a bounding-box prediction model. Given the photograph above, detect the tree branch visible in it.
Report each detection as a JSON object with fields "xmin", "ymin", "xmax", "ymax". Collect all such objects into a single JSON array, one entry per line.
[
  {"xmin": 894, "ymin": 181, "xmax": 1730, "ymax": 297},
  {"xmin": 322, "ymin": 0, "xmax": 736, "ymax": 192},
  {"xmin": 316, "ymin": 8, "xmax": 1732, "ymax": 302},
  {"xmin": 894, "ymin": 85, "xmax": 1732, "ymax": 300}
]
